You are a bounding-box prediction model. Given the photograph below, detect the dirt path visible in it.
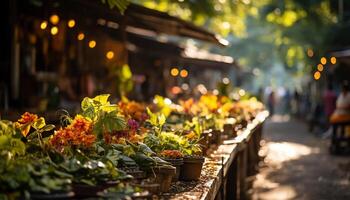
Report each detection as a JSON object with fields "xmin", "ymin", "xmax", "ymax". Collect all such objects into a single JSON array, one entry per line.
[{"xmin": 252, "ymin": 116, "xmax": 350, "ymax": 200}]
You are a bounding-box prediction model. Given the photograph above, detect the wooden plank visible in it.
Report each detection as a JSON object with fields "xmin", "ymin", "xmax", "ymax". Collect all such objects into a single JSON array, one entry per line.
[{"xmin": 168, "ymin": 111, "xmax": 269, "ymax": 200}]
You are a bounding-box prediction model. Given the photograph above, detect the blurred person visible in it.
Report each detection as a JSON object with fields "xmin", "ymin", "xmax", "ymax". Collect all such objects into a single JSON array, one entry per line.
[
  {"xmin": 284, "ymin": 89, "xmax": 291, "ymax": 115},
  {"xmin": 321, "ymin": 83, "xmax": 338, "ymax": 138},
  {"xmin": 268, "ymin": 90, "xmax": 276, "ymax": 116},
  {"xmin": 292, "ymin": 89, "xmax": 300, "ymax": 116},
  {"xmin": 330, "ymin": 81, "xmax": 350, "ymax": 123}
]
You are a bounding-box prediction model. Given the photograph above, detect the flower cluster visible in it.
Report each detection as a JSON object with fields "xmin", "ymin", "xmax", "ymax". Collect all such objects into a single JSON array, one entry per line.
[
  {"xmin": 118, "ymin": 101, "xmax": 148, "ymax": 122},
  {"xmin": 160, "ymin": 150, "xmax": 183, "ymax": 159},
  {"xmin": 50, "ymin": 115, "xmax": 95, "ymax": 152}
]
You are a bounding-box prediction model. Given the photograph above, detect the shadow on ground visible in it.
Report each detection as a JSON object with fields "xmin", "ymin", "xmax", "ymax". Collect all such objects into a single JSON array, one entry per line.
[{"xmin": 252, "ymin": 116, "xmax": 350, "ymax": 200}]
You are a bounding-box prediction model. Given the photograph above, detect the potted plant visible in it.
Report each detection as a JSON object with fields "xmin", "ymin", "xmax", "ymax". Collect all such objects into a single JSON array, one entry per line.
[
  {"xmin": 159, "ymin": 150, "xmax": 183, "ymax": 182},
  {"xmin": 179, "ymin": 143, "xmax": 204, "ymax": 181}
]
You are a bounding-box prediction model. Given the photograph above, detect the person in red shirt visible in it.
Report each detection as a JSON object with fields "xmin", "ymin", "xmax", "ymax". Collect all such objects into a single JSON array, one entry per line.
[{"xmin": 323, "ymin": 83, "xmax": 337, "ymax": 121}]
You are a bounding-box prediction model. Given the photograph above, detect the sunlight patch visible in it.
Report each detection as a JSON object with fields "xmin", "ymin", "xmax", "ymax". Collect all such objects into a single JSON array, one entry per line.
[{"xmin": 264, "ymin": 142, "xmax": 319, "ymax": 166}]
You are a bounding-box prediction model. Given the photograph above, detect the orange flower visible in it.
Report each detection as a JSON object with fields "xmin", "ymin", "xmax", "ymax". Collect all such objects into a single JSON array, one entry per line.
[
  {"xmin": 15, "ymin": 112, "xmax": 39, "ymax": 137},
  {"xmin": 160, "ymin": 150, "xmax": 183, "ymax": 159},
  {"xmin": 50, "ymin": 115, "xmax": 95, "ymax": 152},
  {"xmin": 17, "ymin": 112, "xmax": 38, "ymax": 124},
  {"xmin": 118, "ymin": 101, "xmax": 148, "ymax": 122}
]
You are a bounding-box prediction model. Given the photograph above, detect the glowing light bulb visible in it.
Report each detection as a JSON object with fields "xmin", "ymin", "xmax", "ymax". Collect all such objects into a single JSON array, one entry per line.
[
  {"xmin": 77, "ymin": 33, "xmax": 85, "ymax": 40},
  {"xmin": 314, "ymin": 71, "xmax": 321, "ymax": 80},
  {"xmin": 317, "ymin": 64, "xmax": 323, "ymax": 71},
  {"xmin": 50, "ymin": 14, "xmax": 60, "ymax": 25},
  {"xmin": 106, "ymin": 51, "xmax": 114, "ymax": 59},
  {"xmin": 50, "ymin": 26, "xmax": 58, "ymax": 35},
  {"xmin": 180, "ymin": 69, "xmax": 188, "ymax": 77},
  {"xmin": 67, "ymin": 19, "xmax": 75, "ymax": 28},
  {"xmin": 330, "ymin": 56, "xmax": 337, "ymax": 64},
  {"xmin": 40, "ymin": 21, "xmax": 48, "ymax": 30},
  {"xmin": 170, "ymin": 68, "xmax": 179, "ymax": 76},
  {"xmin": 88, "ymin": 40, "xmax": 96, "ymax": 48}
]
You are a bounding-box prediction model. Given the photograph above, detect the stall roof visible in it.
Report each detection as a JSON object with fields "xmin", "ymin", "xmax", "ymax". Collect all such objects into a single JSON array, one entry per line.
[
  {"xmin": 125, "ymin": 4, "xmax": 228, "ymax": 46},
  {"xmin": 331, "ymin": 49, "xmax": 350, "ymax": 58},
  {"xmin": 56, "ymin": 0, "xmax": 228, "ymax": 46}
]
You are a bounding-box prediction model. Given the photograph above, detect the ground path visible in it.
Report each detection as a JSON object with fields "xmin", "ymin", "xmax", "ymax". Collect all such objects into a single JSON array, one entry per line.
[{"xmin": 252, "ymin": 115, "xmax": 350, "ymax": 200}]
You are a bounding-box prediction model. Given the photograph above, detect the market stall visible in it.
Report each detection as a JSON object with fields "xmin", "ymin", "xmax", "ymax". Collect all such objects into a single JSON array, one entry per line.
[{"xmin": 0, "ymin": 93, "xmax": 268, "ymax": 200}]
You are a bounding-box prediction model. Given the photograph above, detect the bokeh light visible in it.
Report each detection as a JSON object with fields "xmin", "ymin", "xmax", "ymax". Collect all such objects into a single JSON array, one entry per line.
[
  {"xmin": 50, "ymin": 26, "xmax": 58, "ymax": 35},
  {"xmin": 170, "ymin": 68, "xmax": 179, "ymax": 76},
  {"xmin": 106, "ymin": 51, "xmax": 114, "ymax": 59},
  {"xmin": 88, "ymin": 40, "xmax": 96, "ymax": 48},
  {"xmin": 40, "ymin": 21, "xmax": 47, "ymax": 30},
  {"xmin": 313, "ymin": 71, "xmax": 321, "ymax": 80},
  {"xmin": 77, "ymin": 33, "xmax": 85, "ymax": 40},
  {"xmin": 180, "ymin": 69, "xmax": 188, "ymax": 77},
  {"xmin": 50, "ymin": 14, "xmax": 59, "ymax": 25},
  {"xmin": 68, "ymin": 19, "xmax": 76, "ymax": 28},
  {"xmin": 330, "ymin": 56, "xmax": 337, "ymax": 64}
]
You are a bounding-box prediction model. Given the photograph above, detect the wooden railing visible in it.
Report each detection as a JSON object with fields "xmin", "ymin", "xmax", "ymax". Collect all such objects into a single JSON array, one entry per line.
[{"xmin": 166, "ymin": 111, "xmax": 269, "ymax": 200}]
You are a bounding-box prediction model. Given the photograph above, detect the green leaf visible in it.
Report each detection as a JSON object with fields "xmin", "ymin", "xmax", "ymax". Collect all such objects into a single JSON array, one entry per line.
[
  {"xmin": 93, "ymin": 111, "xmax": 126, "ymax": 137},
  {"xmin": 41, "ymin": 124, "xmax": 55, "ymax": 132},
  {"xmin": 81, "ymin": 97, "xmax": 93, "ymax": 111},
  {"xmin": 93, "ymin": 94, "xmax": 110, "ymax": 105},
  {"xmin": 158, "ymin": 114, "xmax": 166, "ymax": 127},
  {"xmin": 137, "ymin": 143, "xmax": 155, "ymax": 156},
  {"xmin": 146, "ymin": 108, "xmax": 157, "ymax": 126},
  {"xmin": 33, "ymin": 117, "xmax": 46, "ymax": 130},
  {"xmin": 123, "ymin": 145, "xmax": 135, "ymax": 157}
]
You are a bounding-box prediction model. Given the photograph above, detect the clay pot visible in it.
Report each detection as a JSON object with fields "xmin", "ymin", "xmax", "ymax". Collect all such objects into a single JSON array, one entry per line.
[
  {"xmin": 180, "ymin": 156, "xmax": 205, "ymax": 181},
  {"xmin": 152, "ymin": 165, "xmax": 176, "ymax": 192},
  {"xmin": 72, "ymin": 184, "xmax": 104, "ymax": 198},
  {"xmin": 163, "ymin": 158, "xmax": 183, "ymax": 182}
]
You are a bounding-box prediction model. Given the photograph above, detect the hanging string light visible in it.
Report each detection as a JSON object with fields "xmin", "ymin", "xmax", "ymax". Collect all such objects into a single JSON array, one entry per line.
[
  {"xmin": 40, "ymin": 21, "xmax": 48, "ymax": 30},
  {"xmin": 180, "ymin": 69, "xmax": 188, "ymax": 78},
  {"xmin": 106, "ymin": 51, "xmax": 114, "ymax": 59},
  {"xmin": 170, "ymin": 68, "xmax": 179, "ymax": 76},
  {"xmin": 50, "ymin": 14, "xmax": 60, "ymax": 25},
  {"xmin": 50, "ymin": 26, "xmax": 58, "ymax": 35},
  {"xmin": 330, "ymin": 56, "xmax": 337, "ymax": 64},
  {"xmin": 317, "ymin": 64, "xmax": 323, "ymax": 71},
  {"xmin": 67, "ymin": 19, "xmax": 76, "ymax": 28},
  {"xmin": 88, "ymin": 40, "xmax": 96, "ymax": 48}
]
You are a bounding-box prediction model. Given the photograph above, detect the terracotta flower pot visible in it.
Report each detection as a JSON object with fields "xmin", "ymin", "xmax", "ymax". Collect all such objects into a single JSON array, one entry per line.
[
  {"xmin": 152, "ymin": 165, "xmax": 176, "ymax": 192},
  {"xmin": 163, "ymin": 158, "xmax": 184, "ymax": 182},
  {"xmin": 180, "ymin": 156, "xmax": 205, "ymax": 181}
]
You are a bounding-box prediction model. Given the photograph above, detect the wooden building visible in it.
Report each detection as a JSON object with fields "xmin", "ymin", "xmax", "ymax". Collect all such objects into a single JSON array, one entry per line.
[{"xmin": 0, "ymin": 0, "xmax": 236, "ymax": 117}]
